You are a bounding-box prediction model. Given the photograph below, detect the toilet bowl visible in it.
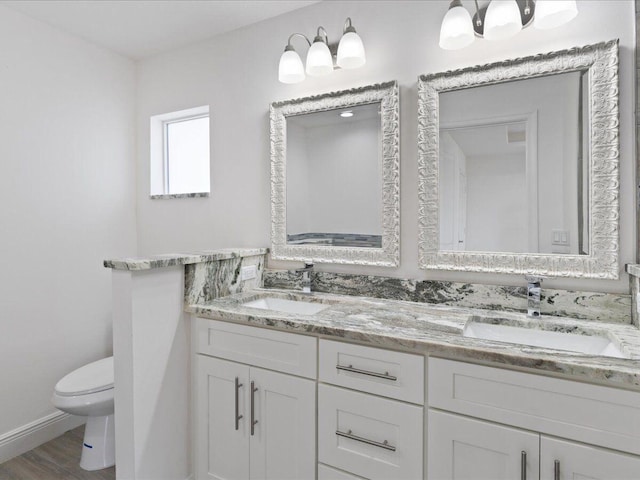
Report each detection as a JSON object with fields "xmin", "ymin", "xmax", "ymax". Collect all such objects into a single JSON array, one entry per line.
[{"xmin": 52, "ymin": 356, "xmax": 115, "ymax": 471}]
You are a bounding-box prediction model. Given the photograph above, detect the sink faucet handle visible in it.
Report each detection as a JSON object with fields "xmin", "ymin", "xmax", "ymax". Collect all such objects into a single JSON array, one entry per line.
[
  {"xmin": 525, "ymin": 275, "xmax": 543, "ymax": 285},
  {"xmin": 296, "ymin": 261, "xmax": 313, "ymax": 294},
  {"xmin": 295, "ymin": 262, "xmax": 314, "ymax": 272}
]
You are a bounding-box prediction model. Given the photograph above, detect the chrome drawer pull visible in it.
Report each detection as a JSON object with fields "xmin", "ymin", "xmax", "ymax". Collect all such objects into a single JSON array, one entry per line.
[
  {"xmin": 336, "ymin": 364, "xmax": 397, "ymax": 381},
  {"xmin": 234, "ymin": 377, "xmax": 243, "ymax": 431},
  {"xmin": 336, "ymin": 429, "xmax": 396, "ymax": 452}
]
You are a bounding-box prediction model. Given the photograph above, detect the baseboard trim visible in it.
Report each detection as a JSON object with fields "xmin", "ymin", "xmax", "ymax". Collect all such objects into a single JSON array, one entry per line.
[{"xmin": 0, "ymin": 411, "xmax": 85, "ymax": 464}]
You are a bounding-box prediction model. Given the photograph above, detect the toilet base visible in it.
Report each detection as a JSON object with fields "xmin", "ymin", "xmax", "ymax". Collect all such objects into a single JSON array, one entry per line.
[{"xmin": 79, "ymin": 414, "xmax": 115, "ymax": 471}]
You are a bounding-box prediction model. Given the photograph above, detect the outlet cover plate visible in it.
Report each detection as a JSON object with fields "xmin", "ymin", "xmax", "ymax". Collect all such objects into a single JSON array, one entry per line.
[{"xmin": 241, "ymin": 265, "xmax": 257, "ymax": 281}]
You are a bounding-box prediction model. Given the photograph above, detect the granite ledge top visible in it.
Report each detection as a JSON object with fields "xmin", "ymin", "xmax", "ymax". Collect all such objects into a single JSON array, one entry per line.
[
  {"xmin": 627, "ymin": 264, "xmax": 640, "ymax": 278},
  {"xmin": 104, "ymin": 248, "xmax": 268, "ymax": 271},
  {"xmin": 187, "ymin": 288, "xmax": 640, "ymax": 390}
]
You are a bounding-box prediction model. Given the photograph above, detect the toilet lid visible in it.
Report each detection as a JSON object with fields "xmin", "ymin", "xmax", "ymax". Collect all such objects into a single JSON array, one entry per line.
[{"xmin": 55, "ymin": 357, "xmax": 114, "ymax": 396}]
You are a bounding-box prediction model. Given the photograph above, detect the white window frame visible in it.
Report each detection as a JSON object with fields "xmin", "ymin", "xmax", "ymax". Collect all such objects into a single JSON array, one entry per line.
[{"xmin": 150, "ymin": 105, "xmax": 210, "ymax": 198}]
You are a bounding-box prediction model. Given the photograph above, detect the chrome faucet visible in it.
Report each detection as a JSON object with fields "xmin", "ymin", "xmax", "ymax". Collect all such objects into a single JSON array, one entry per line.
[
  {"xmin": 526, "ymin": 276, "xmax": 542, "ymax": 318},
  {"xmin": 296, "ymin": 262, "xmax": 314, "ymax": 294}
]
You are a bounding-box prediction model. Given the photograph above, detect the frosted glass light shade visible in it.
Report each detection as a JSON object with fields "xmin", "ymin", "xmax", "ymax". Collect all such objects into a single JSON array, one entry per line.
[
  {"xmin": 278, "ymin": 49, "xmax": 305, "ymax": 84},
  {"xmin": 534, "ymin": 0, "xmax": 578, "ymax": 30},
  {"xmin": 306, "ymin": 41, "xmax": 333, "ymax": 76},
  {"xmin": 484, "ymin": 0, "xmax": 522, "ymax": 41},
  {"xmin": 337, "ymin": 31, "xmax": 366, "ymax": 69},
  {"xmin": 439, "ymin": 4, "xmax": 475, "ymax": 50}
]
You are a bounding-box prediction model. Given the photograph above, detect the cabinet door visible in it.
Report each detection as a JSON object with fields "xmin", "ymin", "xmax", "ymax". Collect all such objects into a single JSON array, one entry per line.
[
  {"xmin": 249, "ymin": 367, "xmax": 316, "ymax": 480},
  {"xmin": 196, "ymin": 356, "xmax": 250, "ymax": 480},
  {"xmin": 541, "ymin": 436, "xmax": 640, "ymax": 480},
  {"xmin": 319, "ymin": 384, "xmax": 423, "ymax": 480},
  {"xmin": 428, "ymin": 410, "xmax": 539, "ymax": 480}
]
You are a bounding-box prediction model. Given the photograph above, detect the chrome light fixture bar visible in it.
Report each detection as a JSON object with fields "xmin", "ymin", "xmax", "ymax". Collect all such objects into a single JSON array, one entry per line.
[
  {"xmin": 278, "ymin": 17, "xmax": 366, "ymax": 84},
  {"xmin": 439, "ymin": 0, "xmax": 578, "ymax": 50}
]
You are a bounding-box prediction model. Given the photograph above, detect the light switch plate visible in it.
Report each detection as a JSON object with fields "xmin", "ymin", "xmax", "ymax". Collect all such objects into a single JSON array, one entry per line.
[
  {"xmin": 552, "ymin": 230, "xmax": 570, "ymax": 246},
  {"xmin": 241, "ymin": 265, "xmax": 257, "ymax": 281}
]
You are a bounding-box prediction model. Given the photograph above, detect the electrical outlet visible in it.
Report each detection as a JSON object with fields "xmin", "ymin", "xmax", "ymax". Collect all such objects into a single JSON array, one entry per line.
[{"xmin": 241, "ymin": 265, "xmax": 257, "ymax": 281}]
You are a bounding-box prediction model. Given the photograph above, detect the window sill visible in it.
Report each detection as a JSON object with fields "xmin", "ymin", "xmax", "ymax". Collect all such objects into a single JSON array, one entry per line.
[{"xmin": 150, "ymin": 192, "xmax": 210, "ymax": 200}]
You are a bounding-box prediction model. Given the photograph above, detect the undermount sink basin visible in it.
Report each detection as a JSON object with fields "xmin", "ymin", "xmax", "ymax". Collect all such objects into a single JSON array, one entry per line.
[
  {"xmin": 463, "ymin": 321, "xmax": 626, "ymax": 358},
  {"xmin": 242, "ymin": 296, "xmax": 329, "ymax": 315}
]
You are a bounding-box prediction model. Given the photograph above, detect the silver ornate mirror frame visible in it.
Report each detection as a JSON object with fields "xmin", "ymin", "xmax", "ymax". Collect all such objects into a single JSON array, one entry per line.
[
  {"xmin": 418, "ymin": 40, "xmax": 619, "ymax": 279},
  {"xmin": 270, "ymin": 81, "xmax": 400, "ymax": 266}
]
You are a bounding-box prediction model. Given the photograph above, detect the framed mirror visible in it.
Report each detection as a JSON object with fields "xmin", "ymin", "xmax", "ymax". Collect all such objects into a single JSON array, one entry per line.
[
  {"xmin": 418, "ymin": 40, "xmax": 619, "ymax": 279},
  {"xmin": 270, "ymin": 81, "xmax": 400, "ymax": 266}
]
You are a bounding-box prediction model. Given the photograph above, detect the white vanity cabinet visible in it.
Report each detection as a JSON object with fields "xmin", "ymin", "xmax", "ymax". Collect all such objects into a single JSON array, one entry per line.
[
  {"xmin": 427, "ymin": 358, "xmax": 640, "ymax": 480},
  {"xmin": 193, "ymin": 318, "xmax": 640, "ymax": 480},
  {"xmin": 428, "ymin": 411, "xmax": 640, "ymax": 480},
  {"xmin": 318, "ymin": 340, "xmax": 425, "ymax": 480},
  {"xmin": 194, "ymin": 319, "xmax": 316, "ymax": 480},
  {"xmin": 428, "ymin": 410, "xmax": 540, "ymax": 480},
  {"xmin": 540, "ymin": 436, "xmax": 640, "ymax": 480}
]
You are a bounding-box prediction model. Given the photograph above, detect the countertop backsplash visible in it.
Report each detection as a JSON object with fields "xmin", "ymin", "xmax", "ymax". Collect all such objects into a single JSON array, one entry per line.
[
  {"xmin": 264, "ymin": 269, "xmax": 632, "ymax": 325},
  {"xmin": 184, "ymin": 253, "xmax": 266, "ymax": 304},
  {"xmin": 104, "ymin": 250, "xmax": 638, "ymax": 327},
  {"xmin": 627, "ymin": 264, "xmax": 640, "ymax": 327}
]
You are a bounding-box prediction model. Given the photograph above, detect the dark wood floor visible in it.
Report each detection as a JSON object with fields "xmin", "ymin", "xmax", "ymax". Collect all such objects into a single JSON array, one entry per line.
[{"xmin": 0, "ymin": 426, "xmax": 115, "ymax": 479}]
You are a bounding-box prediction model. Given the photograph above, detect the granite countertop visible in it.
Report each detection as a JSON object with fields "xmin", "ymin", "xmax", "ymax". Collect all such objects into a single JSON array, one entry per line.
[
  {"xmin": 187, "ymin": 288, "xmax": 640, "ymax": 390},
  {"xmin": 104, "ymin": 248, "xmax": 268, "ymax": 271}
]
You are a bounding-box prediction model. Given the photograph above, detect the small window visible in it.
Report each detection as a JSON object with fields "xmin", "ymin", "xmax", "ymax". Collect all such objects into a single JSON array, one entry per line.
[{"xmin": 150, "ymin": 106, "xmax": 210, "ymax": 198}]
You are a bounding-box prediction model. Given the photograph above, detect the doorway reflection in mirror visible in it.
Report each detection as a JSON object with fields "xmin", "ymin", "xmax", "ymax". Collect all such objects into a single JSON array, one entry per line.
[{"xmin": 438, "ymin": 70, "xmax": 589, "ymax": 255}]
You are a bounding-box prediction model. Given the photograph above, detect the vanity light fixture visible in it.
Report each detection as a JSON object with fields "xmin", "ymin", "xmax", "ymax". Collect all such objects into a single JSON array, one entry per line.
[
  {"xmin": 278, "ymin": 17, "xmax": 366, "ymax": 84},
  {"xmin": 483, "ymin": 0, "xmax": 523, "ymax": 41},
  {"xmin": 533, "ymin": 0, "xmax": 578, "ymax": 29},
  {"xmin": 439, "ymin": 0, "xmax": 476, "ymax": 49},
  {"xmin": 340, "ymin": 110, "xmax": 354, "ymax": 118},
  {"xmin": 439, "ymin": 0, "xmax": 578, "ymax": 50}
]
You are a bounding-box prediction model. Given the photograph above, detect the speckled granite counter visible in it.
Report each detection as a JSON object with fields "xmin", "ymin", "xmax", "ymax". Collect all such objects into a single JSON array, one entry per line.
[
  {"xmin": 187, "ymin": 288, "xmax": 640, "ymax": 390},
  {"xmin": 104, "ymin": 248, "xmax": 268, "ymax": 271}
]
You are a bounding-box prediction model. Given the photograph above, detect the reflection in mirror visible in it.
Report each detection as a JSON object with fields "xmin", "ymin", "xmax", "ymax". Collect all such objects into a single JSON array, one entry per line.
[
  {"xmin": 270, "ymin": 81, "xmax": 399, "ymax": 266},
  {"xmin": 286, "ymin": 103, "xmax": 382, "ymax": 248},
  {"xmin": 439, "ymin": 72, "xmax": 589, "ymax": 255},
  {"xmin": 418, "ymin": 40, "xmax": 620, "ymax": 278}
]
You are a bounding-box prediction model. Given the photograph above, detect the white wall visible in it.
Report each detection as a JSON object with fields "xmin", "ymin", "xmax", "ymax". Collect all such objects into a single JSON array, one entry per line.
[
  {"xmin": 289, "ymin": 116, "xmax": 381, "ymax": 235},
  {"xmin": 135, "ymin": 0, "xmax": 635, "ymax": 293},
  {"xmin": 0, "ymin": 4, "xmax": 136, "ymax": 447}
]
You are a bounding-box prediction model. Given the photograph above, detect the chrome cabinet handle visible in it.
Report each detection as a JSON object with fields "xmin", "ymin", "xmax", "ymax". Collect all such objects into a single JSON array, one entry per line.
[
  {"xmin": 250, "ymin": 381, "xmax": 258, "ymax": 436},
  {"xmin": 554, "ymin": 460, "xmax": 560, "ymax": 480},
  {"xmin": 521, "ymin": 451, "xmax": 526, "ymax": 480},
  {"xmin": 234, "ymin": 377, "xmax": 243, "ymax": 431},
  {"xmin": 336, "ymin": 364, "xmax": 397, "ymax": 381},
  {"xmin": 335, "ymin": 429, "xmax": 396, "ymax": 452}
]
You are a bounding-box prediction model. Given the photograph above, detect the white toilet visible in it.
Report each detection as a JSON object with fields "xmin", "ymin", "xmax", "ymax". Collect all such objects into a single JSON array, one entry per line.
[{"xmin": 52, "ymin": 356, "xmax": 115, "ymax": 471}]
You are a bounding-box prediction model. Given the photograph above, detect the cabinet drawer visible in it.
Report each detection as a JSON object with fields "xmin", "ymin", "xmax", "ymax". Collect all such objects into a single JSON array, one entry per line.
[
  {"xmin": 319, "ymin": 339, "xmax": 424, "ymax": 404},
  {"xmin": 428, "ymin": 358, "xmax": 640, "ymax": 455},
  {"xmin": 318, "ymin": 384, "xmax": 423, "ymax": 480},
  {"xmin": 196, "ymin": 318, "xmax": 317, "ymax": 379},
  {"xmin": 318, "ymin": 464, "xmax": 365, "ymax": 480}
]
